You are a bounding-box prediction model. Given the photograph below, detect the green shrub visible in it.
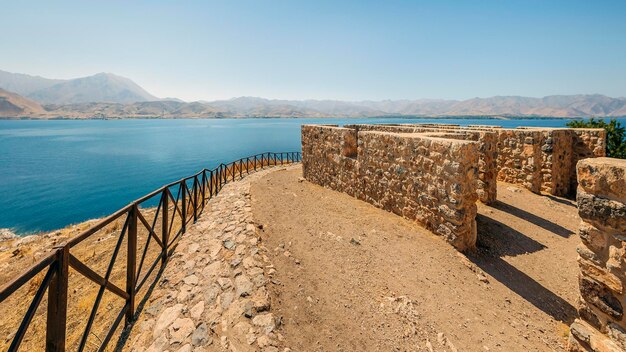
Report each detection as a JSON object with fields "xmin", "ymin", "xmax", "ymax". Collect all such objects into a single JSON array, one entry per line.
[{"xmin": 566, "ymin": 118, "xmax": 626, "ymax": 159}]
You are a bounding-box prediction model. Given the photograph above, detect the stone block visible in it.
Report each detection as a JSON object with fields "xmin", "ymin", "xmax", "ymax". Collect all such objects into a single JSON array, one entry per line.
[
  {"xmin": 578, "ymin": 158, "xmax": 626, "ymax": 204},
  {"xmin": 577, "ymin": 191, "xmax": 626, "ymax": 233},
  {"xmin": 572, "ymin": 156, "xmax": 626, "ymax": 352},
  {"xmin": 570, "ymin": 319, "xmax": 623, "ymax": 352}
]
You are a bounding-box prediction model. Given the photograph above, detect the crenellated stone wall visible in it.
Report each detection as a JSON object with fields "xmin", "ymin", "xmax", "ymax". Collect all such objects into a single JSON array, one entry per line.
[
  {"xmin": 493, "ymin": 129, "xmax": 544, "ymax": 193},
  {"xmin": 569, "ymin": 157, "xmax": 626, "ymax": 352},
  {"xmin": 514, "ymin": 127, "xmax": 606, "ymax": 196},
  {"xmin": 419, "ymin": 125, "xmax": 605, "ymax": 196},
  {"xmin": 301, "ymin": 125, "xmax": 359, "ymax": 197},
  {"xmin": 418, "ymin": 130, "xmax": 498, "ymax": 205},
  {"xmin": 570, "ymin": 129, "xmax": 607, "ymax": 195},
  {"xmin": 538, "ymin": 129, "xmax": 574, "ymax": 196},
  {"xmin": 302, "ymin": 125, "xmax": 480, "ymax": 251},
  {"xmin": 344, "ymin": 124, "xmax": 498, "ymax": 204},
  {"xmin": 324, "ymin": 123, "xmax": 605, "ymax": 198}
]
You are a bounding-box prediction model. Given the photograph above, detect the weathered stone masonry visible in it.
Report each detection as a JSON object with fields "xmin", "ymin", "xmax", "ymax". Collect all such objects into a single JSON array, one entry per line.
[
  {"xmin": 358, "ymin": 124, "xmax": 605, "ymax": 197},
  {"xmin": 569, "ymin": 158, "xmax": 626, "ymax": 352},
  {"xmin": 302, "ymin": 125, "xmax": 479, "ymax": 251},
  {"xmin": 344, "ymin": 124, "xmax": 498, "ymax": 205}
]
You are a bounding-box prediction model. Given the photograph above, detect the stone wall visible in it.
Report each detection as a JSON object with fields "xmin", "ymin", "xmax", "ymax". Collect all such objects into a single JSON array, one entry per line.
[
  {"xmin": 340, "ymin": 123, "xmax": 605, "ymax": 198},
  {"xmin": 538, "ymin": 129, "xmax": 574, "ymax": 196},
  {"xmin": 301, "ymin": 125, "xmax": 359, "ymax": 197},
  {"xmin": 418, "ymin": 130, "xmax": 498, "ymax": 205},
  {"xmin": 344, "ymin": 124, "xmax": 498, "ymax": 204},
  {"xmin": 357, "ymin": 123, "xmax": 604, "ymax": 196},
  {"xmin": 570, "ymin": 129, "xmax": 607, "ymax": 195},
  {"xmin": 493, "ymin": 129, "xmax": 543, "ymax": 193},
  {"xmin": 302, "ymin": 125, "xmax": 480, "ymax": 251},
  {"xmin": 515, "ymin": 127, "xmax": 606, "ymax": 196},
  {"xmin": 425, "ymin": 125, "xmax": 605, "ymax": 196},
  {"xmin": 569, "ymin": 157, "xmax": 626, "ymax": 352}
]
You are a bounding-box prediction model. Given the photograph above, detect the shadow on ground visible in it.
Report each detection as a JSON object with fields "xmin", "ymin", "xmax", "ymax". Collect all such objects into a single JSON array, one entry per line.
[
  {"xmin": 475, "ymin": 214, "xmax": 546, "ymax": 256},
  {"xmin": 114, "ymin": 254, "xmax": 169, "ymax": 351},
  {"xmin": 544, "ymin": 194, "xmax": 577, "ymax": 208},
  {"xmin": 468, "ymin": 251, "xmax": 577, "ymax": 324},
  {"xmin": 491, "ymin": 200, "xmax": 574, "ymax": 238},
  {"xmin": 470, "ymin": 213, "xmax": 577, "ymax": 324}
]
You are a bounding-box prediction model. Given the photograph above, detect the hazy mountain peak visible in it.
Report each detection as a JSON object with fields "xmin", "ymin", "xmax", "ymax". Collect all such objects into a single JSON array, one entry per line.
[
  {"xmin": 0, "ymin": 70, "xmax": 158, "ymax": 104},
  {"xmin": 0, "ymin": 70, "xmax": 64, "ymax": 96},
  {"xmin": 30, "ymin": 73, "xmax": 157, "ymax": 104}
]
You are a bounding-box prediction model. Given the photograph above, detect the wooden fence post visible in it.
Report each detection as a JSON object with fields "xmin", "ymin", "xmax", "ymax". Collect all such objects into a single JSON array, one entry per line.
[
  {"xmin": 161, "ymin": 190, "xmax": 168, "ymax": 265},
  {"xmin": 222, "ymin": 164, "xmax": 226, "ymax": 185},
  {"xmin": 126, "ymin": 204, "xmax": 137, "ymax": 325},
  {"xmin": 181, "ymin": 181, "xmax": 187, "ymax": 233},
  {"xmin": 201, "ymin": 171, "xmax": 206, "ymax": 209},
  {"xmin": 46, "ymin": 246, "xmax": 69, "ymax": 352},
  {"xmin": 193, "ymin": 176, "xmax": 198, "ymax": 223},
  {"xmin": 209, "ymin": 170, "xmax": 213, "ymax": 198}
]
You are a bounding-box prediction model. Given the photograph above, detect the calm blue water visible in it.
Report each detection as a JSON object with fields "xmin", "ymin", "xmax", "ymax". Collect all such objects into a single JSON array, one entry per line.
[{"xmin": 0, "ymin": 117, "xmax": 620, "ymax": 235}]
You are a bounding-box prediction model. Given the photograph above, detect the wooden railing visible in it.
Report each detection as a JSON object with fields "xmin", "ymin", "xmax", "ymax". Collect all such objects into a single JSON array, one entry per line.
[{"xmin": 0, "ymin": 151, "xmax": 301, "ymax": 352}]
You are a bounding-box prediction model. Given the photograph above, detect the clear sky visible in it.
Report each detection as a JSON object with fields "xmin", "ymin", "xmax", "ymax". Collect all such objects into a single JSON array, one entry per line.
[{"xmin": 2, "ymin": 0, "xmax": 626, "ymax": 101}]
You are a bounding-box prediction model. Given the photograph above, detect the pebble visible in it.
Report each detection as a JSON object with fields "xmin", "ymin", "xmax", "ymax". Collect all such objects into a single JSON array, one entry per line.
[
  {"xmin": 168, "ymin": 318, "xmax": 195, "ymax": 344},
  {"xmin": 153, "ymin": 304, "xmax": 184, "ymax": 338},
  {"xmin": 191, "ymin": 323, "xmax": 210, "ymax": 346},
  {"xmin": 235, "ymin": 275, "xmax": 254, "ymax": 297},
  {"xmin": 252, "ymin": 313, "xmax": 276, "ymax": 334},
  {"xmin": 223, "ymin": 239, "xmax": 236, "ymax": 250},
  {"xmin": 190, "ymin": 301, "xmax": 204, "ymax": 320},
  {"xmin": 183, "ymin": 275, "xmax": 199, "ymax": 286}
]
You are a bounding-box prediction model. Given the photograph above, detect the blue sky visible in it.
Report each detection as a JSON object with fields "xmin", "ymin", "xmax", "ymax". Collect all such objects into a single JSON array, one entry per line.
[{"xmin": 2, "ymin": 0, "xmax": 626, "ymax": 101}]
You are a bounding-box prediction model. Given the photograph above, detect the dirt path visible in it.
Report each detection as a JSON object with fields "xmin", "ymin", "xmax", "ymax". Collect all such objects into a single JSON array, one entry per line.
[{"xmin": 251, "ymin": 166, "xmax": 580, "ymax": 352}]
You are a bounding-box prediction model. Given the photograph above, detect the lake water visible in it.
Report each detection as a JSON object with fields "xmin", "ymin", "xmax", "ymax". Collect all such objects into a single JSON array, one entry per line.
[{"xmin": 0, "ymin": 117, "xmax": 618, "ymax": 235}]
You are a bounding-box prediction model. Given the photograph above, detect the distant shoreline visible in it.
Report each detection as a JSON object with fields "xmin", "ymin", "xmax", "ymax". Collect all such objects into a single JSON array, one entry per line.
[{"xmin": 2, "ymin": 115, "xmax": 623, "ymax": 121}]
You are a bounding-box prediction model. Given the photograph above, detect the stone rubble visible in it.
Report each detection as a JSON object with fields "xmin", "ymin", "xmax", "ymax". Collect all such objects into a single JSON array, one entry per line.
[{"xmin": 126, "ymin": 167, "xmax": 290, "ymax": 352}]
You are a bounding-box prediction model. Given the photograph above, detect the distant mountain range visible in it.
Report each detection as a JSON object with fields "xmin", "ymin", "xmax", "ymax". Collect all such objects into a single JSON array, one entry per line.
[{"xmin": 1, "ymin": 69, "xmax": 625, "ymax": 119}]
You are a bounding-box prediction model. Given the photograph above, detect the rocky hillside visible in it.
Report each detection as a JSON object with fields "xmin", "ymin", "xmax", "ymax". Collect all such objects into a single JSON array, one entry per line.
[{"xmin": 0, "ymin": 88, "xmax": 47, "ymax": 117}]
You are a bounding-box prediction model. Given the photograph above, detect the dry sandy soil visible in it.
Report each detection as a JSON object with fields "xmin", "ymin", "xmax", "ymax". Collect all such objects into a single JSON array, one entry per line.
[{"xmin": 251, "ymin": 166, "xmax": 580, "ymax": 352}]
